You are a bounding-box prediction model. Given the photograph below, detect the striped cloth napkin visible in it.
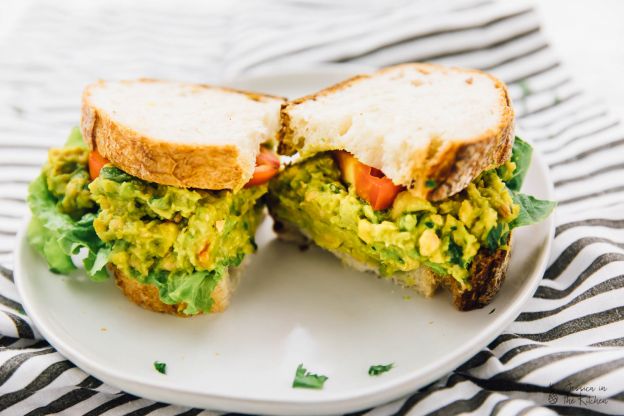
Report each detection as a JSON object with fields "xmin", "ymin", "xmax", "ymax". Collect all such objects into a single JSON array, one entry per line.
[{"xmin": 1, "ymin": 0, "xmax": 623, "ymax": 414}]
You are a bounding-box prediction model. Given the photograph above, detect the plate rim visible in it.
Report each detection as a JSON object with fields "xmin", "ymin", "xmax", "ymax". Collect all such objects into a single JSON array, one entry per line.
[{"xmin": 14, "ymin": 68, "xmax": 556, "ymax": 415}]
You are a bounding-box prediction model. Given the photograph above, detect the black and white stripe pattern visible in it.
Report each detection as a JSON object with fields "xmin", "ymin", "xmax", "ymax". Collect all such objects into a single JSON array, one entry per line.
[{"xmin": 1, "ymin": 0, "xmax": 623, "ymax": 414}]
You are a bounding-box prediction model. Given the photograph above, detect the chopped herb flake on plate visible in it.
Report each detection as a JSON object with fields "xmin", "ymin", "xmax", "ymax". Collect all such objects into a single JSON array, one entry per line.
[
  {"xmin": 154, "ymin": 361, "xmax": 167, "ymax": 374},
  {"xmin": 368, "ymin": 363, "xmax": 394, "ymax": 376},
  {"xmin": 292, "ymin": 364, "xmax": 328, "ymax": 389}
]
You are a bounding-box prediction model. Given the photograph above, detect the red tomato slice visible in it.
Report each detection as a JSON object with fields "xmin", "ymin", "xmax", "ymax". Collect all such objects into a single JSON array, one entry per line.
[
  {"xmin": 256, "ymin": 147, "xmax": 280, "ymax": 169},
  {"xmin": 355, "ymin": 166, "xmax": 403, "ymax": 210},
  {"xmin": 246, "ymin": 164, "xmax": 278, "ymax": 187},
  {"xmin": 88, "ymin": 150, "xmax": 110, "ymax": 180},
  {"xmin": 335, "ymin": 151, "xmax": 403, "ymax": 211},
  {"xmin": 245, "ymin": 148, "xmax": 280, "ymax": 187}
]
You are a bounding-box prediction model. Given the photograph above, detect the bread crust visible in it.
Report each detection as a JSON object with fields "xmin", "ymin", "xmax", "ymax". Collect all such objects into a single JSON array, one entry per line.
[
  {"xmin": 442, "ymin": 234, "xmax": 512, "ymax": 310},
  {"xmin": 81, "ymin": 79, "xmax": 285, "ymax": 190},
  {"xmin": 421, "ymin": 65, "xmax": 515, "ymax": 200},
  {"xmin": 277, "ymin": 63, "xmax": 515, "ymax": 200},
  {"xmin": 110, "ymin": 263, "xmax": 242, "ymax": 316},
  {"xmin": 272, "ymin": 218, "xmax": 511, "ymax": 311}
]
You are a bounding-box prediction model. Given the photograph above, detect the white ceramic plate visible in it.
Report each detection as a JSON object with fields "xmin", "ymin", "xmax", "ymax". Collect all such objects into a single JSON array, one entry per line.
[{"xmin": 15, "ymin": 68, "xmax": 555, "ymax": 415}]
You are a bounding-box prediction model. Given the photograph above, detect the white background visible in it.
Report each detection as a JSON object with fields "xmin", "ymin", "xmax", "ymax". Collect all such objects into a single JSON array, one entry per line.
[{"xmin": 536, "ymin": 0, "xmax": 624, "ymax": 121}]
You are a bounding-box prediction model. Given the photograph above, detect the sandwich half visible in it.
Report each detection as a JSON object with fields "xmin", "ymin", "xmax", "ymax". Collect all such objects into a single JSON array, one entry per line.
[
  {"xmin": 268, "ymin": 64, "xmax": 555, "ymax": 310},
  {"xmin": 28, "ymin": 79, "xmax": 285, "ymax": 316}
]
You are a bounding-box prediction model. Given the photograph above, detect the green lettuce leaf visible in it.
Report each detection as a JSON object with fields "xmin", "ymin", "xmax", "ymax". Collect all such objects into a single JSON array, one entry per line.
[
  {"xmin": 499, "ymin": 136, "xmax": 533, "ymax": 191},
  {"xmin": 510, "ymin": 192, "xmax": 557, "ymax": 229},
  {"xmin": 27, "ymin": 129, "xmax": 109, "ymax": 281},
  {"xmin": 83, "ymin": 246, "xmax": 111, "ymax": 281},
  {"xmin": 497, "ymin": 137, "xmax": 556, "ymax": 231},
  {"xmin": 27, "ymin": 215, "xmax": 75, "ymax": 274},
  {"xmin": 64, "ymin": 126, "xmax": 87, "ymax": 148},
  {"xmin": 144, "ymin": 268, "xmax": 223, "ymax": 315},
  {"xmin": 28, "ymin": 174, "xmax": 109, "ymax": 280}
]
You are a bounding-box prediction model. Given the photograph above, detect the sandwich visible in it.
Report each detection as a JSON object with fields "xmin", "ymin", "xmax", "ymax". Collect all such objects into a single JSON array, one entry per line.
[
  {"xmin": 28, "ymin": 79, "xmax": 284, "ymax": 316},
  {"xmin": 268, "ymin": 63, "xmax": 555, "ymax": 310}
]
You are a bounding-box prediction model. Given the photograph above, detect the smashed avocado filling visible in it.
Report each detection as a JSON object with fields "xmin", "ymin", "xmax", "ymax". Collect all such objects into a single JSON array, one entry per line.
[
  {"xmin": 89, "ymin": 166, "xmax": 266, "ymax": 314},
  {"xmin": 268, "ymin": 138, "xmax": 555, "ymax": 287},
  {"xmin": 43, "ymin": 146, "xmax": 95, "ymax": 219},
  {"xmin": 27, "ymin": 128, "xmax": 266, "ymax": 315}
]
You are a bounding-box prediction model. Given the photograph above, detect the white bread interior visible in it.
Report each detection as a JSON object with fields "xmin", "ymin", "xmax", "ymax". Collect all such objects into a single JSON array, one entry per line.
[
  {"xmin": 81, "ymin": 79, "xmax": 285, "ymax": 190},
  {"xmin": 279, "ymin": 63, "xmax": 514, "ymax": 200}
]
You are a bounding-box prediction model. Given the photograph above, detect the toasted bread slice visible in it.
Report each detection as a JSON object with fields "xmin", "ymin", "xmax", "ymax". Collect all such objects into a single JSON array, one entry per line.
[
  {"xmin": 110, "ymin": 260, "xmax": 247, "ymax": 316},
  {"xmin": 273, "ymin": 219, "xmax": 511, "ymax": 311},
  {"xmin": 81, "ymin": 79, "xmax": 285, "ymax": 190},
  {"xmin": 278, "ymin": 63, "xmax": 514, "ymax": 200}
]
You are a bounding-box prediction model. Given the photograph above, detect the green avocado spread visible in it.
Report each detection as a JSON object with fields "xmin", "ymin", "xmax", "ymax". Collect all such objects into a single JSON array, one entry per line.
[
  {"xmin": 268, "ymin": 153, "xmax": 520, "ymax": 285},
  {"xmin": 43, "ymin": 146, "xmax": 95, "ymax": 219},
  {"xmin": 89, "ymin": 166, "xmax": 266, "ymax": 312}
]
